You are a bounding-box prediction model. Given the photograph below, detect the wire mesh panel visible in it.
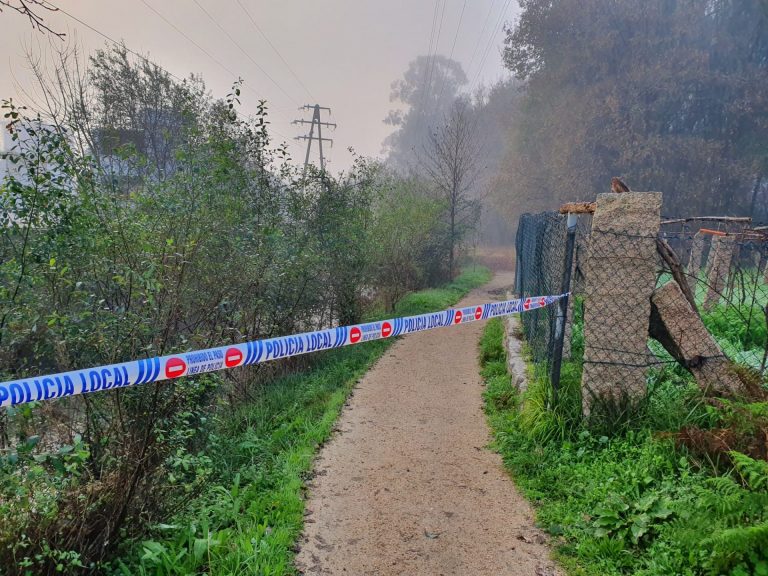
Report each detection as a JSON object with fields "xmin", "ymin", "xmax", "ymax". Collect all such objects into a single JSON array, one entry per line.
[
  {"xmin": 515, "ymin": 206, "xmax": 768, "ymax": 410},
  {"xmin": 660, "ymin": 220, "xmax": 768, "ymax": 377},
  {"xmin": 515, "ymin": 212, "xmax": 567, "ymax": 371}
]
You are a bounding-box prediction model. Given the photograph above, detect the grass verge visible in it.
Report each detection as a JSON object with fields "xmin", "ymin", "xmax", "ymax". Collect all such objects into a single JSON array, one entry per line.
[
  {"xmin": 114, "ymin": 266, "xmax": 491, "ymax": 575},
  {"xmin": 480, "ymin": 317, "xmax": 768, "ymax": 576}
]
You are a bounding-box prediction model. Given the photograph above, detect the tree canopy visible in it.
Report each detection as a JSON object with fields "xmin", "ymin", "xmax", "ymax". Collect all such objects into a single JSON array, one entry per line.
[{"xmin": 494, "ymin": 0, "xmax": 768, "ymax": 221}]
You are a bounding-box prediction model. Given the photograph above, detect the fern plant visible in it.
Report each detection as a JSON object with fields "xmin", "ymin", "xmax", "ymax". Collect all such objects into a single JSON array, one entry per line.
[{"xmin": 669, "ymin": 451, "xmax": 768, "ymax": 575}]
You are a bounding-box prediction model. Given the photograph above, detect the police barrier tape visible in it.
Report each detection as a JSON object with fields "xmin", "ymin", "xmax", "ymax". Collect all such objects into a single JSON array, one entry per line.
[{"xmin": 0, "ymin": 294, "xmax": 567, "ymax": 408}]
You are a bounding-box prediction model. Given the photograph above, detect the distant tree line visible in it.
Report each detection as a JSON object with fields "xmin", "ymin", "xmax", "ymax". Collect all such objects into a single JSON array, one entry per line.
[{"xmin": 384, "ymin": 1, "xmax": 768, "ymax": 236}]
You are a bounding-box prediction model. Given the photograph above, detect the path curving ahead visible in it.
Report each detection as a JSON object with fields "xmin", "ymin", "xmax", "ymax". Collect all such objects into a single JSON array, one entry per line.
[{"xmin": 295, "ymin": 272, "xmax": 561, "ymax": 576}]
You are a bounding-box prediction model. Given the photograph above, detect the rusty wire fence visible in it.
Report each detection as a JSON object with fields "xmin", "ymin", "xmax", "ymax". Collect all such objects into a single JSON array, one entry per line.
[{"xmin": 515, "ymin": 211, "xmax": 768, "ymax": 400}]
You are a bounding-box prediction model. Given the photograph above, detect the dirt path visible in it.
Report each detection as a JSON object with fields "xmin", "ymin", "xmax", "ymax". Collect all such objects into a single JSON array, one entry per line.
[{"xmin": 295, "ymin": 272, "xmax": 561, "ymax": 576}]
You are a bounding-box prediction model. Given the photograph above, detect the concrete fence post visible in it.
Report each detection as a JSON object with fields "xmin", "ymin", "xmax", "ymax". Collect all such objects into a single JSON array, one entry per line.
[
  {"xmin": 764, "ymin": 256, "xmax": 768, "ymax": 285},
  {"xmin": 686, "ymin": 231, "xmax": 707, "ymax": 295},
  {"xmin": 703, "ymin": 235, "xmax": 736, "ymax": 311},
  {"xmin": 580, "ymin": 192, "xmax": 662, "ymax": 415}
]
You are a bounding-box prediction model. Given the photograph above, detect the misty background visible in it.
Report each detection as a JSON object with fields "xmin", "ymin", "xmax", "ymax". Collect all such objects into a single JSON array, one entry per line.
[
  {"xmin": 4, "ymin": 1, "xmax": 764, "ymax": 233},
  {"xmin": 0, "ymin": 0, "xmax": 516, "ymax": 172}
]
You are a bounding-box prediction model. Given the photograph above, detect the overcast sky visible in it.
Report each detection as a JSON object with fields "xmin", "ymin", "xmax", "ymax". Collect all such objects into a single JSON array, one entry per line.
[{"xmin": 0, "ymin": 0, "xmax": 517, "ymax": 172}]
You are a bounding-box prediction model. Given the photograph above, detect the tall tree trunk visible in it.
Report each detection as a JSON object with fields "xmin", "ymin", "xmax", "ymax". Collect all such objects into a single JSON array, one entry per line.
[{"xmin": 449, "ymin": 198, "xmax": 456, "ymax": 279}]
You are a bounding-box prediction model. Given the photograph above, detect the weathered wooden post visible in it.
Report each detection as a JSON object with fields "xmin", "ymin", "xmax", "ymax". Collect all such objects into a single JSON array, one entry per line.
[{"xmin": 581, "ymin": 192, "xmax": 662, "ymax": 414}]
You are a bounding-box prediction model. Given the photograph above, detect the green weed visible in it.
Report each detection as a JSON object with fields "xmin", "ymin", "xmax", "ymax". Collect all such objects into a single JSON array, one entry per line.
[{"xmin": 480, "ymin": 317, "xmax": 768, "ymax": 576}]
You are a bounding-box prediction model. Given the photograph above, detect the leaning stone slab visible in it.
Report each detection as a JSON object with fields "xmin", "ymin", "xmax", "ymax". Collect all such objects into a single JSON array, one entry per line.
[
  {"xmin": 581, "ymin": 192, "xmax": 662, "ymax": 414},
  {"xmin": 650, "ymin": 281, "xmax": 743, "ymax": 396}
]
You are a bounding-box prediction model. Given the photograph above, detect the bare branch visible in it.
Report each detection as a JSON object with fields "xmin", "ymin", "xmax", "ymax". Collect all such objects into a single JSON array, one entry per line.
[
  {"xmin": 419, "ymin": 100, "xmax": 483, "ymax": 277},
  {"xmin": 0, "ymin": 0, "xmax": 65, "ymax": 38}
]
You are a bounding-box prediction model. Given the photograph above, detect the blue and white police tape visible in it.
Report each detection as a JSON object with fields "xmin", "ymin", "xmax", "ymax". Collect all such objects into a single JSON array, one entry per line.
[{"xmin": 0, "ymin": 294, "xmax": 566, "ymax": 408}]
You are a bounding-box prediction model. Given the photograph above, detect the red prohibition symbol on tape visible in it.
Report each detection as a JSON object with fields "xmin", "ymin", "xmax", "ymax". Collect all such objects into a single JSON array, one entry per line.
[
  {"xmin": 381, "ymin": 321, "xmax": 392, "ymax": 338},
  {"xmin": 475, "ymin": 306, "xmax": 483, "ymax": 320},
  {"xmin": 454, "ymin": 310, "xmax": 463, "ymax": 324},
  {"xmin": 524, "ymin": 298, "xmax": 531, "ymax": 311},
  {"xmin": 225, "ymin": 348, "xmax": 243, "ymax": 368},
  {"xmin": 165, "ymin": 357, "xmax": 187, "ymax": 379},
  {"xmin": 350, "ymin": 326, "xmax": 362, "ymax": 344},
  {"xmin": 539, "ymin": 297, "xmax": 547, "ymax": 307}
]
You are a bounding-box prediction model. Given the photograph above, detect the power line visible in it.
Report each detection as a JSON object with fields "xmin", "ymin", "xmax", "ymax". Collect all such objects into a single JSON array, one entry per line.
[
  {"xmin": 447, "ymin": 0, "xmax": 468, "ymax": 63},
  {"xmin": 416, "ymin": 0, "xmax": 447, "ymax": 136},
  {"xmin": 466, "ymin": 0, "xmax": 497, "ymax": 76},
  {"xmin": 138, "ymin": 0, "xmax": 292, "ymax": 136},
  {"xmin": 424, "ymin": 0, "xmax": 448, "ymax": 105},
  {"xmin": 234, "ymin": 0, "xmax": 315, "ymax": 103},
  {"xmin": 139, "ymin": 0, "xmax": 240, "ymax": 80},
  {"xmin": 469, "ymin": 0, "xmax": 512, "ymax": 91},
  {"xmin": 44, "ymin": 2, "xmax": 291, "ymax": 141},
  {"xmin": 190, "ymin": 0, "xmax": 299, "ymax": 107},
  {"xmin": 48, "ymin": 2, "xmax": 185, "ymax": 83},
  {"xmin": 466, "ymin": 0, "xmax": 513, "ymax": 136},
  {"xmin": 435, "ymin": 0, "xmax": 468, "ymax": 106},
  {"xmin": 417, "ymin": 0, "xmax": 441, "ymax": 115}
]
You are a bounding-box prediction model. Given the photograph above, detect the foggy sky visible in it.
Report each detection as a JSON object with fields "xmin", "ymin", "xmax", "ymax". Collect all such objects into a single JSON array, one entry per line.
[{"xmin": 0, "ymin": 0, "xmax": 517, "ymax": 172}]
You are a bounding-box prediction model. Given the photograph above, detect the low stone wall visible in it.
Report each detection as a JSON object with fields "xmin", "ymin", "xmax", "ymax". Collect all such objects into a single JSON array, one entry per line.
[{"xmin": 505, "ymin": 293, "xmax": 529, "ymax": 393}]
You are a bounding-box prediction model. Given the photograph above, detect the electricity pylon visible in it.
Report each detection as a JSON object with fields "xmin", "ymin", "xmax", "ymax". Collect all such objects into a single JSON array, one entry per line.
[{"xmin": 293, "ymin": 104, "xmax": 336, "ymax": 171}]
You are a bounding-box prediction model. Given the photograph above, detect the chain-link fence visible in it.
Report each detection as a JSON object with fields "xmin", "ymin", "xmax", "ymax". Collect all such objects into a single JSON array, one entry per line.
[
  {"xmin": 660, "ymin": 219, "xmax": 768, "ymax": 374},
  {"xmin": 515, "ymin": 212, "xmax": 567, "ymax": 372},
  {"xmin": 515, "ymin": 208, "xmax": 768, "ymax": 404},
  {"xmin": 515, "ymin": 212, "xmax": 591, "ymax": 376}
]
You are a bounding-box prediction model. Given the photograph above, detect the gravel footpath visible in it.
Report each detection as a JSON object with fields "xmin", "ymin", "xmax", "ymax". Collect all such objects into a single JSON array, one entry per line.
[{"xmin": 295, "ymin": 272, "xmax": 561, "ymax": 576}]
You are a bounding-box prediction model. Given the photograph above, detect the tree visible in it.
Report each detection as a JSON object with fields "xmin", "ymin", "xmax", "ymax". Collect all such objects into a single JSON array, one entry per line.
[
  {"xmin": 421, "ymin": 100, "xmax": 482, "ymax": 279},
  {"xmin": 368, "ymin": 170, "xmax": 447, "ymax": 309},
  {"xmin": 383, "ymin": 55, "xmax": 467, "ymax": 172},
  {"xmin": 496, "ymin": 0, "xmax": 768, "ymax": 223}
]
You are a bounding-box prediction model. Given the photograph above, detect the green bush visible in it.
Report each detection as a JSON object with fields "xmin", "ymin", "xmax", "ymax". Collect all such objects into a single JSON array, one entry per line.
[{"xmin": 0, "ymin": 44, "xmax": 488, "ymax": 574}]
